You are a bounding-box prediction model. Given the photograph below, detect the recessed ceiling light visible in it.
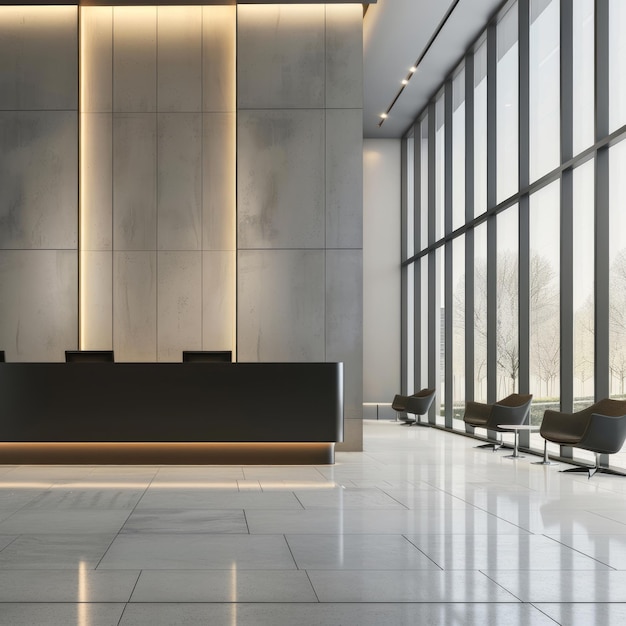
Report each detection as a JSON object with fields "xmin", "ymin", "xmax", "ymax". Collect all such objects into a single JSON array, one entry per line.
[
  {"xmin": 409, "ymin": 66, "xmax": 417, "ymax": 73},
  {"xmin": 380, "ymin": 112, "xmax": 388, "ymax": 119},
  {"xmin": 402, "ymin": 79, "xmax": 409, "ymax": 85}
]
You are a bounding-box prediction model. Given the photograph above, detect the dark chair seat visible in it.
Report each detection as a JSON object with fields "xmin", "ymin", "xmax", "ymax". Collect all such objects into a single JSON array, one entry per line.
[
  {"xmin": 404, "ymin": 388, "xmax": 436, "ymax": 426},
  {"xmin": 391, "ymin": 388, "xmax": 436, "ymax": 425},
  {"xmin": 540, "ymin": 399, "xmax": 626, "ymax": 478},
  {"xmin": 463, "ymin": 393, "xmax": 533, "ymax": 450}
]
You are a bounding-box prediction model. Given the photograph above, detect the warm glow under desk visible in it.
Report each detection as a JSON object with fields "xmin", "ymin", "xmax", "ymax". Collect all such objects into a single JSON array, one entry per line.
[{"xmin": 0, "ymin": 362, "xmax": 343, "ymax": 464}]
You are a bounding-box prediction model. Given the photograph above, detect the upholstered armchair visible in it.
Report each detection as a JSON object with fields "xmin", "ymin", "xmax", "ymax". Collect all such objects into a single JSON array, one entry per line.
[
  {"xmin": 540, "ymin": 398, "xmax": 626, "ymax": 478},
  {"xmin": 391, "ymin": 388, "xmax": 436, "ymax": 425},
  {"xmin": 463, "ymin": 393, "xmax": 533, "ymax": 450},
  {"xmin": 405, "ymin": 388, "xmax": 436, "ymax": 426}
]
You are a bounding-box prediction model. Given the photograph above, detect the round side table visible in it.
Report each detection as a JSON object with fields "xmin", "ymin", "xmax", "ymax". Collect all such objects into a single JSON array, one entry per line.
[
  {"xmin": 532, "ymin": 438, "xmax": 559, "ymax": 466},
  {"xmin": 497, "ymin": 424, "xmax": 541, "ymax": 459}
]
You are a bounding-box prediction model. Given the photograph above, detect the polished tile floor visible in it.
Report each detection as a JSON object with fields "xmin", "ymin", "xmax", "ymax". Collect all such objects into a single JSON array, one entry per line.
[{"xmin": 1, "ymin": 421, "xmax": 626, "ymax": 624}]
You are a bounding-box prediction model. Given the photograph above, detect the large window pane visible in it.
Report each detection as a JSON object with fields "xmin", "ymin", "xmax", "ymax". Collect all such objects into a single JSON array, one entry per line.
[
  {"xmin": 610, "ymin": 141, "xmax": 626, "ymax": 399},
  {"xmin": 474, "ymin": 223, "xmax": 488, "ymax": 402},
  {"xmin": 452, "ymin": 236, "xmax": 465, "ymax": 426},
  {"xmin": 609, "ymin": 0, "xmax": 626, "ymax": 132},
  {"xmin": 573, "ymin": 160, "xmax": 594, "ymax": 409},
  {"xmin": 530, "ymin": 0, "xmax": 560, "ymax": 182},
  {"xmin": 420, "ymin": 257, "xmax": 429, "ymax": 390},
  {"xmin": 435, "ymin": 94, "xmax": 445, "ymax": 240},
  {"xmin": 497, "ymin": 205, "xmax": 519, "ymax": 396},
  {"xmin": 406, "ymin": 264, "xmax": 414, "ymax": 394},
  {"xmin": 452, "ymin": 67, "xmax": 465, "ymax": 231},
  {"xmin": 406, "ymin": 135, "xmax": 414, "ymax": 258},
  {"xmin": 474, "ymin": 41, "xmax": 488, "ymax": 217},
  {"xmin": 420, "ymin": 117, "xmax": 429, "ymax": 250},
  {"xmin": 438, "ymin": 246, "xmax": 445, "ymax": 425},
  {"xmin": 497, "ymin": 3, "xmax": 519, "ymax": 203},
  {"xmin": 530, "ymin": 181, "xmax": 560, "ymax": 421},
  {"xmin": 573, "ymin": 0, "xmax": 594, "ymax": 155}
]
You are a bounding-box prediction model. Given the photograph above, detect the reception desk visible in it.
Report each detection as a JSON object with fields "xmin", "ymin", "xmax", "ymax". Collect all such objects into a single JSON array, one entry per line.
[{"xmin": 0, "ymin": 362, "xmax": 343, "ymax": 464}]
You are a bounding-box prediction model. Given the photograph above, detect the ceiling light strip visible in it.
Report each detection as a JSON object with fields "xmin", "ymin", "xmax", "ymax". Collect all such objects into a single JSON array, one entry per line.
[{"xmin": 378, "ymin": 0, "xmax": 463, "ymax": 127}]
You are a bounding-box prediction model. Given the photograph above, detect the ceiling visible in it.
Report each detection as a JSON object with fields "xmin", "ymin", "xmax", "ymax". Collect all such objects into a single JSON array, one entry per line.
[{"xmin": 363, "ymin": 0, "xmax": 505, "ymax": 138}]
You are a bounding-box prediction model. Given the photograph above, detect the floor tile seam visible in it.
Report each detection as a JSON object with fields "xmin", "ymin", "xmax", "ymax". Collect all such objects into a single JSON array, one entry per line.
[
  {"xmin": 400, "ymin": 534, "xmax": 445, "ymax": 571},
  {"xmin": 527, "ymin": 603, "xmax": 562, "ymax": 624},
  {"xmin": 0, "ymin": 600, "xmax": 555, "ymax": 605},
  {"xmin": 0, "ymin": 600, "xmax": 136, "ymax": 604},
  {"xmin": 588, "ymin": 509, "xmax": 626, "ymax": 528},
  {"xmin": 468, "ymin": 506, "xmax": 537, "ymax": 534},
  {"xmin": 377, "ymin": 488, "xmax": 411, "ymax": 510},
  {"xmin": 540, "ymin": 533, "xmax": 618, "ymax": 570},
  {"xmin": 125, "ymin": 569, "xmax": 144, "ymax": 603},
  {"xmin": 0, "ymin": 533, "xmax": 21, "ymax": 556},
  {"xmin": 282, "ymin": 534, "xmax": 300, "ymax": 570},
  {"xmin": 291, "ymin": 492, "xmax": 307, "ymax": 510},
  {"xmin": 477, "ymin": 569, "xmax": 525, "ymax": 603},
  {"xmin": 301, "ymin": 569, "xmax": 321, "ymax": 602},
  {"xmin": 313, "ymin": 465, "xmax": 334, "ymax": 482},
  {"xmin": 117, "ymin": 601, "xmax": 130, "ymax": 626},
  {"xmin": 94, "ymin": 469, "xmax": 161, "ymax": 570}
]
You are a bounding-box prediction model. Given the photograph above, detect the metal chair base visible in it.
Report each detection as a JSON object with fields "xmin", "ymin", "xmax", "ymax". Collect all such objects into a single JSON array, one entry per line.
[{"xmin": 475, "ymin": 441, "xmax": 503, "ymax": 452}]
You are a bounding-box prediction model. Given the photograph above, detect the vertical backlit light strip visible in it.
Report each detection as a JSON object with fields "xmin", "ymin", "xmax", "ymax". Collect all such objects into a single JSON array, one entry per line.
[{"xmin": 79, "ymin": 5, "xmax": 85, "ymax": 349}]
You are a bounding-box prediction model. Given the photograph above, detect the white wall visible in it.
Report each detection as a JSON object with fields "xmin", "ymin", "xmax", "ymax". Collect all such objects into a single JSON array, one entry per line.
[{"xmin": 363, "ymin": 139, "xmax": 401, "ymax": 407}]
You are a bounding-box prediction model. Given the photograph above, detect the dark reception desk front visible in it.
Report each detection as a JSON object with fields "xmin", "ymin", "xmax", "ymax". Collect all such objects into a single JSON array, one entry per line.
[{"xmin": 0, "ymin": 362, "xmax": 343, "ymax": 464}]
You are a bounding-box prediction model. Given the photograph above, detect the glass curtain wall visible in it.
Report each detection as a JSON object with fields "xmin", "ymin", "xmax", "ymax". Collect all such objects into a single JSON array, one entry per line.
[
  {"xmin": 452, "ymin": 235, "xmax": 465, "ymax": 426},
  {"xmin": 405, "ymin": 134, "xmax": 415, "ymax": 394},
  {"xmin": 529, "ymin": 0, "xmax": 560, "ymax": 182},
  {"xmin": 401, "ymin": 0, "xmax": 626, "ymax": 468},
  {"xmin": 496, "ymin": 206, "xmax": 518, "ymax": 397},
  {"xmin": 474, "ymin": 223, "xmax": 488, "ymax": 403},
  {"xmin": 474, "ymin": 42, "xmax": 488, "ymax": 218},
  {"xmin": 609, "ymin": 0, "xmax": 626, "ymax": 132},
  {"xmin": 497, "ymin": 3, "xmax": 518, "ymax": 203}
]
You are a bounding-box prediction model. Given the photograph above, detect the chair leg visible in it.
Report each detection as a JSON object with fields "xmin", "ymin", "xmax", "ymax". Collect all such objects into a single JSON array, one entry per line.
[
  {"xmin": 408, "ymin": 415, "xmax": 430, "ymax": 427},
  {"xmin": 560, "ymin": 454, "xmax": 626, "ymax": 479},
  {"xmin": 475, "ymin": 437, "xmax": 503, "ymax": 452}
]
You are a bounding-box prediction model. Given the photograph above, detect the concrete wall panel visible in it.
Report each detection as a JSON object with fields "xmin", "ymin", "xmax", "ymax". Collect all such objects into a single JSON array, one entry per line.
[
  {"xmin": 81, "ymin": 113, "xmax": 112, "ymax": 251},
  {"xmin": 81, "ymin": 7, "xmax": 112, "ymax": 113},
  {"xmin": 326, "ymin": 109, "xmax": 363, "ymax": 249},
  {"xmin": 0, "ymin": 6, "xmax": 77, "ymax": 111},
  {"xmin": 325, "ymin": 4, "xmax": 363, "ymax": 109},
  {"xmin": 81, "ymin": 250, "xmax": 113, "ymax": 350},
  {"xmin": 113, "ymin": 251, "xmax": 157, "ymax": 362},
  {"xmin": 237, "ymin": 110, "xmax": 325, "ymax": 249},
  {"xmin": 113, "ymin": 6, "xmax": 156, "ymax": 113},
  {"xmin": 0, "ymin": 111, "xmax": 77, "ymax": 250},
  {"xmin": 113, "ymin": 113, "xmax": 157, "ymax": 251},
  {"xmin": 0, "ymin": 251, "xmax": 77, "ymax": 362},
  {"xmin": 202, "ymin": 6, "xmax": 236, "ymax": 113},
  {"xmin": 157, "ymin": 113, "xmax": 202, "ymax": 251},
  {"xmin": 157, "ymin": 251, "xmax": 202, "ymax": 361},
  {"xmin": 237, "ymin": 250, "xmax": 325, "ymax": 362},
  {"xmin": 237, "ymin": 4, "xmax": 324, "ymax": 109},
  {"xmin": 203, "ymin": 112, "xmax": 236, "ymax": 251},
  {"xmin": 326, "ymin": 250, "xmax": 363, "ymax": 420},
  {"xmin": 202, "ymin": 251, "xmax": 235, "ymax": 353},
  {"xmin": 157, "ymin": 7, "xmax": 202, "ymax": 113}
]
